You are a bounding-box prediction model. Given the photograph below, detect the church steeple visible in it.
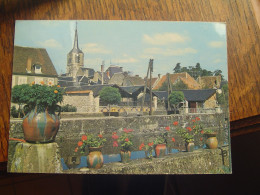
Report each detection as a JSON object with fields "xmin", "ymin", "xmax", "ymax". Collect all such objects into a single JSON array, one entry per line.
[{"xmin": 73, "ymin": 22, "xmax": 79, "ymax": 50}]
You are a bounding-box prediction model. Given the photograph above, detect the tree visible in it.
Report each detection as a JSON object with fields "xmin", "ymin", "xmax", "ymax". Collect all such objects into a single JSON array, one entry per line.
[
  {"xmin": 99, "ymin": 87, "xmax": 121, "ymax": 105},
  {"xmin": 173, "ymin": 63, "xmax": 181, "ymax": 73},
  {"xmin": 172, "ymin": 80, "xmax": 188, "ymax": 90},
  {"xmin": 168, "ymin": 91, "xmax": 185, "ymax": 114}
]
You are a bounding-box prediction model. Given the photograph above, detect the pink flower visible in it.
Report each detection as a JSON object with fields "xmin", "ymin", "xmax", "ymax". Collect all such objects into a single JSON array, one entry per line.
[
  {"xmin": 125, "ymin": 138, "xmax": 129, "ymax": 142},
  {"xmin": 128, "ymin": 129, "xmax": 134, "ymax": 132},
  {"xmin": 123, "ymin": 128, "xmax": 128, "ymax": 133},
  {"xmin": 200, "ymin": 130, "xmax": 204, "ymax": 134},
  {"xmin": 112, "ymin": 134, "xmax": 119, "ymax": 139},
  {"xmin": 75, "ymin": 147, "xmax": 78, "ymax": 152},
  {"xmin": 113, "ymin": 141, "xmax": 118, "ymax": 147}
]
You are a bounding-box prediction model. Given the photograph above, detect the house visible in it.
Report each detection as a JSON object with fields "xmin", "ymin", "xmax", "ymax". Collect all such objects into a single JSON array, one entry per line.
[
  {"xmin": 12, "ymin": 46, "xmax": 58, "ymax": 87},
  {"xmin": 153, "ymin": 89, "xmax": 219, "ymax": 113},
  {"xmin": 105, "ymin": 65, "xmax": 124, "ymax": 79},
  {"xmin": 152, "ymin": 72, "xmax": 201, "ymax": 90},
  {"xmin": 108, "ymin": 73, "xmax": 145, "ymax": 86},
  {"xmin": 197, "ymin": 75, "xmax": 221, "ymax": 89}
]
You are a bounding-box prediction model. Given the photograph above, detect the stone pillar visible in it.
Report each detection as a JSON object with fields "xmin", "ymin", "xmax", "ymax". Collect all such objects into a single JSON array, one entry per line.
[
  {"xmin": 10, "ymin": 142, "xmax": 62, "ymax": 173},
  {"xmin": 185, "ymin": 100, "xmax": 189, "ymax": 114},
  {"xmin": 153, "ymin": 96, "xmax": 157, "ymax": 111}
]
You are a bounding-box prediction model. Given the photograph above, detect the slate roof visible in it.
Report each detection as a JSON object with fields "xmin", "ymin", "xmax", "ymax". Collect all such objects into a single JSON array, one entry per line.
[
  {"xmin": 125, "ymin": 76, "xmax": 145, "ymax": 86},
  {"xmin": 106, "ymin": 65, "xmax": 123, "ymax": 78},
  {"xmin": 13, "ymin": 46, "xmax": 58, "ymax": 76},
  {"xmin": 153, "ymin": 89, "xmax": 216, "ymax": 102},
  {"xmin": 108, "ymin": 73, "xmax": 125, "ymax": 85},
  {"xmin": 119, "ymin": 86, "xmax": 145, "ymax": 94}
]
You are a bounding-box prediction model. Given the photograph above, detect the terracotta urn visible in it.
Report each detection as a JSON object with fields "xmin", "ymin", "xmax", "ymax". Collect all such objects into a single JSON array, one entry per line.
[
  {"xmin": 205, "ymin": 133, "xmax": 218, "ymax": 149},
  {"xmin": 155, "ymin": 144, "xmax": 166, "ymax": 158}
]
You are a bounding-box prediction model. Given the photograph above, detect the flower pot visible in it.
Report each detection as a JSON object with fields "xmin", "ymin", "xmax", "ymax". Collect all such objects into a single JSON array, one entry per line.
[
  {"xmin": 64, "ymin": 156, "xmax": 81, "ymax": 169},
  {"xmin": 155, "ymin": 144, "xmax": 166, "ymax": 158},
  {"xmin": 120, "ymin": 151, "xmax": 131, "ymax": 163},
  {"xmin": 87, "ymin": 147, "xmax": 104, "ymax": 169},
  {"xmin": 205, "ymin": 133, "xmax": 218, "ymax": 149},
  {"xmin": 185, "ymin": 142, "xmax": 195, "ymax": 152},
  {"xmin": 22, "ymin": 107, "xmax": 60, "ymax": 143}
]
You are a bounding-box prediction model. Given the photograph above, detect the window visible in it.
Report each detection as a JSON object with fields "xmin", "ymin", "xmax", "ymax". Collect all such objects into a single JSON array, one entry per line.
[
  {"xmin": 18, "ymin": 76, "xmax": 27, "ymax": 85},
  {"xmin": 34, "ymin": 65, "xmax": 42, "ymax": 74},
  {"xmin": 35, "ymin": 77, "xmax": 43, "ymax": 84}
]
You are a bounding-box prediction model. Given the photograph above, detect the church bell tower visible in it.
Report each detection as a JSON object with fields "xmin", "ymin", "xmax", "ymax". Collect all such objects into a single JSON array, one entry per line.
[{"xmin": 66, "ymin": 22, "xmax": 84, "ymax": 81}]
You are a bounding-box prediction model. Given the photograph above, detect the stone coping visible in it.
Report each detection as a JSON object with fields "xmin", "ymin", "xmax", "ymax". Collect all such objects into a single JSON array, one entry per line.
[{"xmin": 63, "ymin": 148, "xmax": 231, "ymax": 175}]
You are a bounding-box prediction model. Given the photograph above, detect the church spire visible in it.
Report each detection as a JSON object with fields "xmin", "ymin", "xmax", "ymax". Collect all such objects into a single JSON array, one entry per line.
[{"xmin": 73, "ymin": 22, "xmax": 79, "ymax": 49}]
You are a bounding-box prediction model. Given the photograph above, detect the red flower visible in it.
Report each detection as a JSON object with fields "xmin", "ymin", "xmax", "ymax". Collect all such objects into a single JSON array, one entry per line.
[
  {"xmin": 192, "ymin": 119, "xmax": 196, "ymax": 123},
  {"xmin": 173, "ymin": 121, "xmax": 178, "ymax": 126},
  {"xmin": 112, "ymin": 132, "xmax": 117, "ymax": 135},
  {"xmin": 81, "ymin": 135, "xmax": 87, "ymax": 141},
  {"xmin": 196, "ymin": 117, "xmax": 200, "ymax": 121},
  {"xmin": 172, "ymin": 137, "xmax": 176, "ymax": 142},
  {"xmin": 98, "ymin": 134, "xmax": 103, "ymax": 138},
  {"xmin": 75, "ymin": 147, "xmax": 78, "ymax": 152},
  {"xmin": 193, "ymin": 125, "xmax": 196, "ymax": 129},
  {"xmin": 123, "ymin": 128, "xmax": 128, "ymax": 133},
  {"xmin": 112, "ymin": 134, "xmax": 119, "ymax": 139},
  {"xmin": 128, "ymin": 129, "xmax": 134, "ymax": 132},
  {"xmin": 187, "ymin": 127, "xmax": 192, "ymax": 132},
  {"xmin": 148, "ymin": 142, "xmax": 154, "ymax": 146},
  {"xmin": 125, "ymin": 138, "xmax": 129, "ymax": 142},
  {"xmin": 54, "ymin": 90, "xmax": 58, "ymax": 94},
  {"xmin": 200, "ymin": 138, "xmax": 203, "ymax": 141},
  {"xmin": 165, "ymin": 126, "xmax": 170, "ymax": 131},
  {"xmin": 139, "ymin": 143, "xmax": 145, "ymax": 150},
  {"xmin": 113, "ymin": 141, "xmax": 118, "ymax": 147},
  {"xmin": 57, "ymin": 85, "xmax": 61, "ymax": 88},
  {"xmin": 200, "ymin": 130, "xmax": 204, "ymax": 134},
  {"xmin": 78, "ymin": 141, "xmax": 83, "ymax": 147}
]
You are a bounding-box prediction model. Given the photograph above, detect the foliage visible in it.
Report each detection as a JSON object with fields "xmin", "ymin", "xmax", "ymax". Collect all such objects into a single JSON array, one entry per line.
[
  {"xmin": 154, "ymin": 131, "xmax": 168, "ymax": 145},
  {"xmin": 99, "ymin": 87, "xmax": 121, "ymax": 105},
  {"xmin": 11, "ymin": 83, "xmax": 64, "ymax": 113},
  {"xmin": 216, "ymin": 83, "xmax": 228, "ymax": 106},
  {"xmin": 75, "ymin": 133, "xmax": 107, "ymax": 154},
  {"xmin": 112, "ymin": 129, "xmax": 134, "ymax": 152},
  {"xmin": 175, "ymin": 117, "xmax": 203, "ymax": 143},
  {"xmin": 61, "ymin": 104, "xmax": 77, "ymax": 112},
  {"xmin": 139, "ymin": 142, "xmax": 154, "ymax": 159},
  {"xmin": 10, "ymin": 106, "xmax": 21, "ymax": 118},
  {"xmin": 173, "ymin": 63, "xmax": 224, "ymax": 80},
  {"xmin": 169, "ymin": 91, "xmax": 184, "ymax": 106}
]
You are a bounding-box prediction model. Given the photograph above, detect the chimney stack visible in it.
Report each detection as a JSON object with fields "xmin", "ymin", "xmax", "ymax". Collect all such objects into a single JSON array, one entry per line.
[
  {"xmin": 26, "ymin": 57, "xmax": 32, "ymax": 73},
  {"xmin": 101, "ymin": 61, "xmax": 105, "ymax": 85}
]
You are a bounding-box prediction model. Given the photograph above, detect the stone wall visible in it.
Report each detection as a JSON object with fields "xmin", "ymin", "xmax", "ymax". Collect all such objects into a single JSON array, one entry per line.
[
  {"xmin": 61, "ymin": 92, "xmax": 99, "ymax": 113},
  {"xmin": 9, "ymin": 113, "xmax": 229, "ymax": 159},
  {"xmin": 204, "ymin": 93, "xmax": 217, "ymax": 108}
]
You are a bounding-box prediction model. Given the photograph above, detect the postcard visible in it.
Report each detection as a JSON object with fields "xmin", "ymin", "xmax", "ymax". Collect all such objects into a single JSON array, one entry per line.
[{"xmin": 8, "ymin": 20, "xmax": 231, "ymax": 174}]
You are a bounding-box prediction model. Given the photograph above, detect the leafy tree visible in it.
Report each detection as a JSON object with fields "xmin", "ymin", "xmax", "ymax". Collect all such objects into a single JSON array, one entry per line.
[
  {"xmin": 168, "ymin": 91, "xmax": 185, "ymax": 114},
  {"xmin": 99, "ymin": 87, "xmax": 121, "ymax": 105},
  {"xmin": 173, "ymin": 63, "xmax": 181, "ymax": 73}
]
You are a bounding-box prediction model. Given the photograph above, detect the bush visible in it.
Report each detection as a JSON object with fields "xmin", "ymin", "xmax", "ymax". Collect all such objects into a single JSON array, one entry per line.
[
  {"xmin": 99, "ymin": 87, "xmax": 121, "ymax": 106},
  {"xmin": 61, "ymin": 104, "xmax": 77, "ymax": 112},
  {"xmin": 10, "ymin": 106, "xmax": 25, "ymax": 118}
]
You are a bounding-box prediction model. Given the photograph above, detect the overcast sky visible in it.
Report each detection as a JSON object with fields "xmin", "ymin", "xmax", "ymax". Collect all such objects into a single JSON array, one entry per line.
[{"xmin": 14, "ymin": 20, "xmax": 228, "ymax": 80}]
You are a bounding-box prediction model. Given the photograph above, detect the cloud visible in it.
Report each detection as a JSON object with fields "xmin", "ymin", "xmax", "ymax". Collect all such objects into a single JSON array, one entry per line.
[
  {"xmin": 37, "ymin": 39, "xmax": 62, "ymax": 48},
  {"xmin": 208, "ymin": 41, "xmax": 225, "ymax": 48},
  {"xmin": 82, "ymin": 43, "xmax": 112, "ymax": 54},
  {"xmin": 143, "ymin": 47, "xmax": 197, "ymax": 56},
  {"xmin": 111, "ymin": 57, "xmax": 139, "ymax": 64},
  {"xmin": 213, "ymin": 59, "xmax": 222, "ymax": 63},
  {"xmin": 143, "ymin": 33, "xmax": 189, "ymax": 45},
  {"xmin": 213, "ymin": 23, "xmax": 226, "ymax": 37}
]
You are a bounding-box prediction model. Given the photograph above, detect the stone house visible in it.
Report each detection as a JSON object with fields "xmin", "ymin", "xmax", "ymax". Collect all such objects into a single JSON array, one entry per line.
[
  {"xmin": 108, "ymin": 73, "xmax": 144, "ymax": 86},
  {"xmin": 197, "ymin": 75, "xmax": 222, "ymax": 89},
  {"xmin": 12, "ymin": 46, "xmax": 58, "ymax": 87}
]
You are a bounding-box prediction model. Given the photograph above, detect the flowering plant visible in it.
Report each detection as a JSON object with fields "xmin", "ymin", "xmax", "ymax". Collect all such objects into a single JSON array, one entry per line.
[
  {"xmin": 75, "ymin": 133, "xmax": 107, "ymax": 153},
  {"xmin": 112, "ymin": 128, "xmax": 133, "ymax": 152},
  {"xmin": 11, "ymin": 82, "xmax": 64, "ymax": 113},
  {"xmin": 139, "ymin": 142, "xmax": 154, "ymax": 159},
  {"xmin": 175, "ymin": 117, "xmax": 203, "ymax": 143}
]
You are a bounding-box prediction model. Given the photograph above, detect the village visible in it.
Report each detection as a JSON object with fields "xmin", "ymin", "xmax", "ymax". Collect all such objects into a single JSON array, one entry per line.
[{"xmin": 8, "ymin": 23, "xmax": 231, "ymax": 174}]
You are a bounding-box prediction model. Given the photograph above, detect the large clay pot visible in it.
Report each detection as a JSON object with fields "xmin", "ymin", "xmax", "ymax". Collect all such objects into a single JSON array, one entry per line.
[
  {"xmin": 205, "ymin": 133, "xmax": 218, "ymax": 149},
  {"xmin": 22, "ymin": 107, "xmax": 60, "ymax": 143},
  {"xmin": 185, "ymin": 142, "xmax": 195, "ymax": 152},
  {"xmin": 87, "ymin": 147, "xmax": 104, "ymax": 169},
  {"xmin": 155, "ymin": 144, "xmax": 166, "ymax": 158},
  {"xmin": 120, "ymin": 151, "xmax": 131, "ymax": 163}
]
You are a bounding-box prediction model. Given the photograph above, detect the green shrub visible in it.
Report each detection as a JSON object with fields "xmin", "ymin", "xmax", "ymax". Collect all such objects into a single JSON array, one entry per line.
[{"xmin": 61, "ymin": 104, "xmax": 77, "ymax": 112}]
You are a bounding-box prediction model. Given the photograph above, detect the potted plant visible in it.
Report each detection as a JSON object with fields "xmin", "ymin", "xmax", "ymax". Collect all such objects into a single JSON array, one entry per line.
[
  {"xmin": 154, "ymin": 135, "xmax": 167, "ymax": 158},
  {"xmin": 139, "ymin": 141, "xmax": 154, "ymax": 159},
  {"xmin": 112, "ymin": 128, "xmax": 133, "ymax": 163},
  {"xmin": 75, "ymin": 133, "xmax": 107, "ymax": 169},
  {"xmin": 11, "ymin": 82, "xmax": 64, "ymax": 143},
  {"xmin": 203, "ymin": 129, "xmax": 218, "ymax": 149}
]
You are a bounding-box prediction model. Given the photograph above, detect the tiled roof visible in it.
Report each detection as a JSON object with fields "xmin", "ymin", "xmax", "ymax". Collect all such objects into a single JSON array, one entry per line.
[
  {"xmin": 13, "ymin": 46, "xmax": 58, "ymax": 76},
  {"xmin": 153, "ymin": 89, "xmax": 216, "ymax": 102},
  {"xmin": 108, "ymin": 73, "xmax": 125, "ymax": 85},
  {"xmin": 153, "ymin": 72, "xmax": 201, "ymax": 90},
  {"xmin": 124, "ymin": 76, "xmax": 145, "ymax": 86}
]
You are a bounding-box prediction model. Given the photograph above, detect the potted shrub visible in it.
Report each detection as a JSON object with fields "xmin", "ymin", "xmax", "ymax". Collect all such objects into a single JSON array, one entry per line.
[
  {"xmin": 203, "ymin": 129, "xmax": 218, "ymax": 149},
  {"xmin": 75, "ymin": 133, "xmax": 106, "ymax": 169},
  {"xmin": 11, "ymin": 82, "xmax": 64, "ymax": 143},
  {"xmin": 154, "ymin": 136, "xmax": 167, "ymax": 158},
  {"xmin": 112, "ymin": 128, "xmax": 133, "ymax": 163},
  {"xmin": 139, "ymin": 141, "xmax": 154, "ymax": 159}
]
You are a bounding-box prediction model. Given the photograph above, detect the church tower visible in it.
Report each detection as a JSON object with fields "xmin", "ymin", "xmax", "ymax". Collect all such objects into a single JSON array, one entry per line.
[{"xmin": 66, "ymin": 23, "xmax": 84, "ymax": 81}]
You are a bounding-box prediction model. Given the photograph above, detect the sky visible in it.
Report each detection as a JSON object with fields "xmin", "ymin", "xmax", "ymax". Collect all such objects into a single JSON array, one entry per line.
[{"xmin": 14, "ymin": 20, "xmax": 228, "ymax": 80}]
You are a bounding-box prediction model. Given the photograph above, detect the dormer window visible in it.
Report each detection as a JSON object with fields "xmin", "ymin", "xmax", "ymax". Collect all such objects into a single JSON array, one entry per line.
[{"xmin": 34, "ymin": 64, "xmax": 42, "ymax": 74}]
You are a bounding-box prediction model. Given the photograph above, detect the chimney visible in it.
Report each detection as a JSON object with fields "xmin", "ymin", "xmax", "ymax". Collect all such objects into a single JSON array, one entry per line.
[
  {"xmin": 158, "ymin": 74, "xmax": 161, "ymax": 78},
  {"xmin": 107, "ymin": 71, "xmax": 110, "ymax": 78},
  {"xmin": 101, "ymin": 63, "xmax": 104, "ymax": 85},
  {"xmin": 26, "ymin": 57, "xmax": 32, "ymax": 73}
]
